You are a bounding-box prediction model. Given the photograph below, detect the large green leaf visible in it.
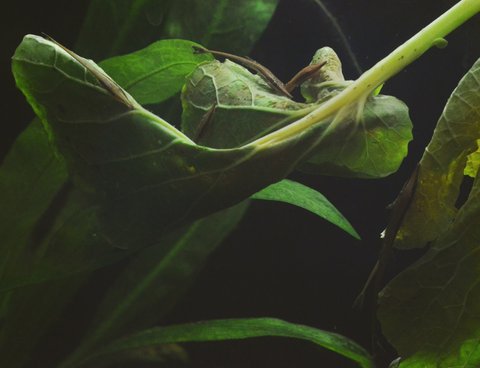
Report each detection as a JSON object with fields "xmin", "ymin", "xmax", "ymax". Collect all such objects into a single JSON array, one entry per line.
[
  {"xmin": 252, "ymin": 179, "xmax": 360, "ymax": 239},
  {"xmin": 161, "ymin": 0, "xmax": 279, "ymax": 55},
  {"xmin": 379, "ymin": 168, "xmax": 480, "ymax": 367},
  {"xmin": 7, "ymin": 34, "xmax": 336, "ymax": 288},
  {"xmin": 181, "ymin": 59, "xmax": 314, "ymax": 148},
  {"xmin": 76, "ymin": 0, "xmax": 279, "ymax": 60},
  {"xmin": 100, "ymin": 39, "xmax": 213, "ymax": 105},
  {"xmin": 181, "ymin": 47, "xmax": 412, "ymax": 178},
  {"xmin": 378, "ymin": 59, "xmax": 480, "ymax": 367},
  {"xmin": 2, "ymin": 0, "xmax": 280, "ymax": 293},
  {"xmin": 1, "ymin": 0, "xmax": 280, "ymax": 365},
  {"xmin": 68, "ymin": 318, "xmax": 373, "ymax": 368},
  {"xmin": 61, "ymin": 202, "xmax": 248, "ymax": 366},
  {"xmin": 394, "ymin": 58, "xmax": 480, "ymax": 249}
]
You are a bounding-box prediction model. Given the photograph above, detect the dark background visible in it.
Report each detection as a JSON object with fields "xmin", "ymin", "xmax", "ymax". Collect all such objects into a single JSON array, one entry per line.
[{"xmin": 2, "ymin": 0, "xmax": 479, "ymax": 367}]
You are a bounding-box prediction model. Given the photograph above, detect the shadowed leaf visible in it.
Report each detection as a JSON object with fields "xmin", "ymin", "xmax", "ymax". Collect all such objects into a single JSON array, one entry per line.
[
  {"xmin": 62, "ymin": 203, "xmax": 248, "ymax": 366},
  {"xmin": 252, "ymin": 179, "xmax": 360, "ymax": 238},
  {"xmin": 100, "ymin": 39, "xmax": 213, "ymax": 105}
]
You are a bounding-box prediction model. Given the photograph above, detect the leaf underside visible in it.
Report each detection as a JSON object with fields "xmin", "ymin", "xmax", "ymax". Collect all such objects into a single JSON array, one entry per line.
[{"xmin": 181, "ymin": 58, "xmax": 413, "ymax": 179}]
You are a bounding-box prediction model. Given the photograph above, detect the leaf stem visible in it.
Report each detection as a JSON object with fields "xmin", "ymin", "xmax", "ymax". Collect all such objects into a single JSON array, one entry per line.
[{"xmin": 252, "ymin": 0, "xmax": 480, "ymax": 148}]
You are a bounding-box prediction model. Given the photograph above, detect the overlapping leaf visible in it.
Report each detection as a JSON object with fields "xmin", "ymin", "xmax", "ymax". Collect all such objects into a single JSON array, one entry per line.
[
  {"xmin": 76, "ymin": 0, "xmax": 279, "ymax": 60},
  {"xmin": 69, "ymin": 318, "xmax": 373, "ymax": 368},
  {"xmin": 1, "ymin": 1, "xmax": 281, "ymax": 366},
  {"xmin": 160, "ymin": 0, "xmax": 279, "ymax": 55},
  {"xmin": 100, "ymin": 39, "xmax": 212, "ymax": 105},
  {"xmin": 378, "ymin": 59, "xmax": 480, "ymax": 367},
  {"xmin": 252, "ymin": 179, "xmax": 360, "ymax": 238},
  {"xmin": 8, "ymin": 35, "xmax": 340, "ymax": 287},
  {"xmin": 2, "ymin": 0, "xmax": 280, "ymax": 292},
  {"xmin": 181, "ymin": 59, "xmax": 313, "ymax": 148},
  {"xmin": 181, "ymin": 51, "xmax": 412, "ymax": 178}
]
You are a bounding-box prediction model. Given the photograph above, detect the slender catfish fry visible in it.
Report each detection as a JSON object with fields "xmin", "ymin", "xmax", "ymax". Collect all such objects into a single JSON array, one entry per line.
[
  {"xmin": 285, "ymin": 62, "xmax": 327, "ymax": 93},
  {"xmin": 193, "ymin": 103, "xmax": 218, "ymax": 142},
  {"xmin": 193, "ymin": 46, "xmax": 292, "ymax": 99},
  {"xmin": 42, "ymin": 33, "xmax": 135, "ymax": 109}
]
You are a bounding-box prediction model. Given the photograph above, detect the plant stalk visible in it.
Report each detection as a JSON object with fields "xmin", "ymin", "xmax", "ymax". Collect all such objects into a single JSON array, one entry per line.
[{"xmin": 252, "ymin": 0, "xmax": 480, "ymax": 147}]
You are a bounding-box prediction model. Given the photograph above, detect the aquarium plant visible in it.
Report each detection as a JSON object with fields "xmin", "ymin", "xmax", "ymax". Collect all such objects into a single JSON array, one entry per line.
[{"xmin": 2, "ymin": 0, "xmax": 480, "ymax": 367}]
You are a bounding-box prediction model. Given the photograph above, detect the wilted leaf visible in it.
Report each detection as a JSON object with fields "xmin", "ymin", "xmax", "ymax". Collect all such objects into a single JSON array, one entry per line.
[
  {"xmin": 7, "ymin": 34, "xmax": 340, "ymax": 287},
  {"xmin": 181, "ymin": 59, "xmax": 312, "ymax": 148},
  {"xmin": 70, "ymin": 318, "xmax": 373, "ymax": 368},
  {"xmin": 181, "ymin": 48, "xmax": 412, "ymax": 178},
  {"xmin": 252, "ymin": 179, "xmax": 360, "ymax": 238},
  {"xmin": 394, "ymin": 58, "xmax": 480, "ymax": 249}
]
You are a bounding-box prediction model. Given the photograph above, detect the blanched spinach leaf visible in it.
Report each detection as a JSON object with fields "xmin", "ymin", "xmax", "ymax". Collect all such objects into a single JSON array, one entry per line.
[
  {"xmin": 182, "ymin": 48, "xmax": 412, "ymax": 178},
  {"xmin": 7, "ymin": 35, "xmax": 336, "ymax": 288}
]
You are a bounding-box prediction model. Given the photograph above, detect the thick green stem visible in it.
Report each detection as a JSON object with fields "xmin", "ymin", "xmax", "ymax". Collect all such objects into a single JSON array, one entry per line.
[{"xmin": 252, "ymin": 0, "xmax": 480, "ymax": 147}]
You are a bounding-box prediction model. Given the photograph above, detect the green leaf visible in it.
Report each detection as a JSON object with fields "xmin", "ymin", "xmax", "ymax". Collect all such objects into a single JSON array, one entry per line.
[
  {"xmin": 75, "ymin": 0, "xmax": 170, "ymax": 60},
  {"xmin": 252, "ymin": 179, "xmax": 360, "ymax": 239},
  {"xmin": 181, "ymin": 48, "xmax": 412, "ymax": 178},
  {"xmin": 465, "ymin": 139, "xmax": 480, "ymax": 178},
  {"xmin": 1, "ymin": 0, "xmax": 280, "ymax": 363},
  {"xmin": 77, "ymin": 0, "xmax": 279, "ymax": 60},
  {"xmin": 100, "ymin": 39, "xmax": 213, "ymax": 105},
  {"xmin": 0, "ymin": 120, "xmax": 67, "ymax": 287},
  {"xmin": 69, "ymin": 318, "xmax": 374, "ymax": 368},
  {"xmin": 299, "ymin": 92, "xmax": 412, "ymax": 178},
  {"xmin": 378, "ymin": 168, "xmax": 480, "ymax": 367},
  {"xmin": 0, "ymin": 127, "xmax": 90, "ymax": 365},
  {"xmin": 378, "ymin": 59, "xmax": 480, "ymax": 367},
  {"xmin": 0, "ymin": 276, "xmax": 87, "ymax": 368},
  {"xmin": 394, "ymin": 58, "xmax": 480, "ymax": 249},
  {"xmin": 161, "ymin": 0, "xmax": 279, "ymax": 55},
  {"xmin": 9, "ymin": 35, "xmax": 375, "ymax": 288},
  {"xmin": 62, "ymin": 202, "xmax": 248, "ymax": 366},
  {"xmin": 181, "ymin": 59, "xmax": 313, "ymax": 148},
  {"xmin": 3, "ymin": 0, "xmax": 279, "ymax": 292}
]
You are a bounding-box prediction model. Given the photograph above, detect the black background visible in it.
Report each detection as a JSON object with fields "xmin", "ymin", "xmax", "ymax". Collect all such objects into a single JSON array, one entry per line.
[{"xmin": 2, "ymin": 0, "xmax": 480, "ymax": 367}]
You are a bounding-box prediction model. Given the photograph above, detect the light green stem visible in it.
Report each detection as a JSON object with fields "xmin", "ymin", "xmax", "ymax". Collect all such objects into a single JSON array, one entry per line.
[{"xmin": 252, "ymin": 0, "xmax": 480, "ymax": 147}]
